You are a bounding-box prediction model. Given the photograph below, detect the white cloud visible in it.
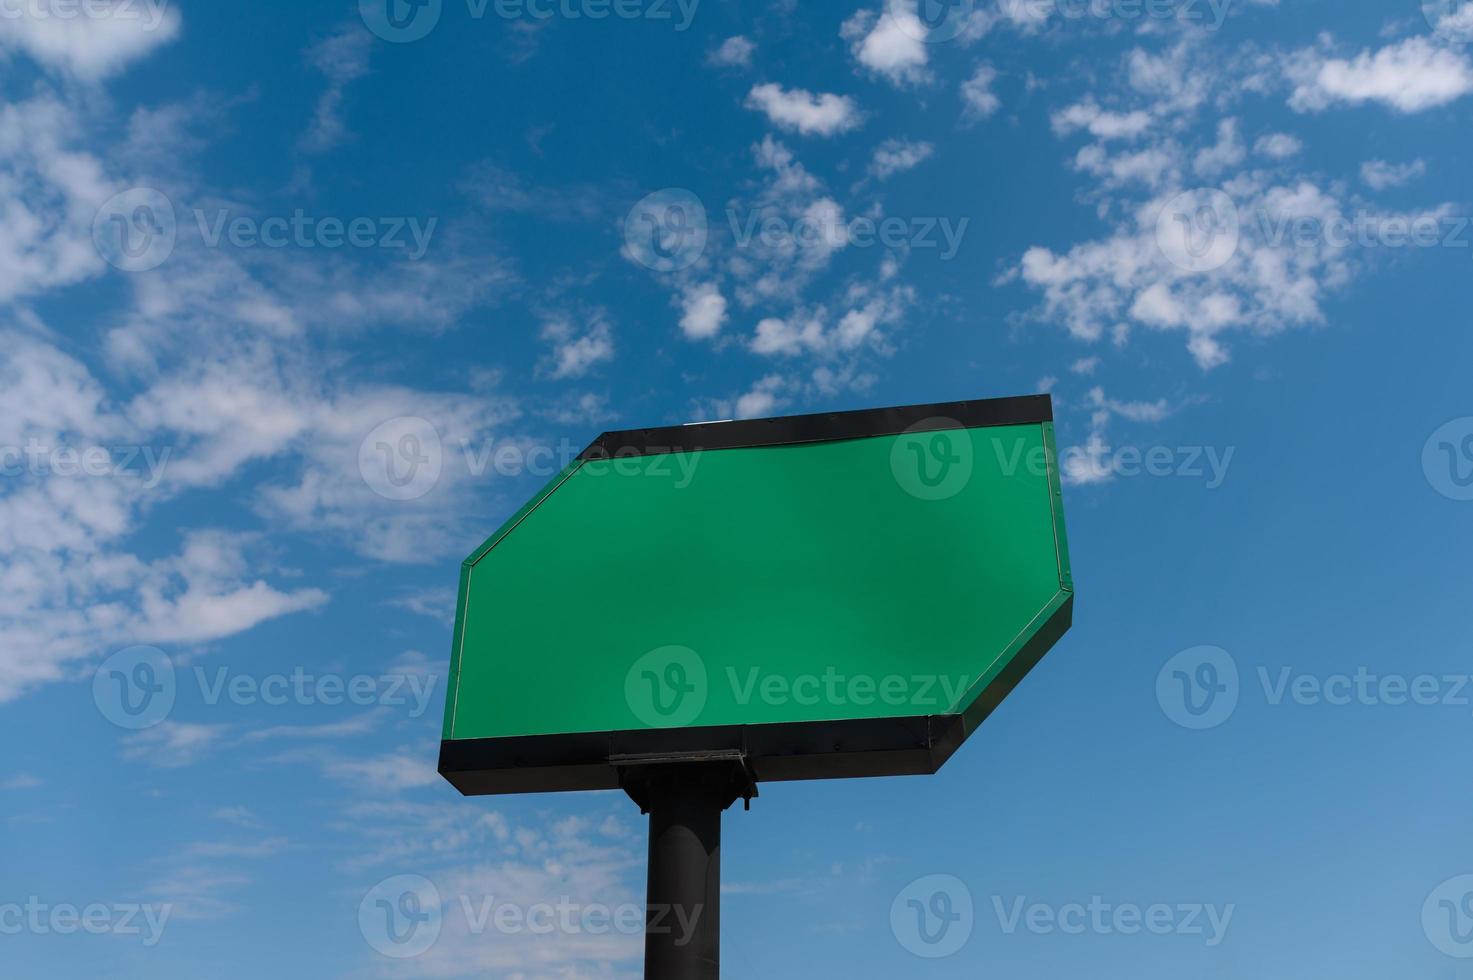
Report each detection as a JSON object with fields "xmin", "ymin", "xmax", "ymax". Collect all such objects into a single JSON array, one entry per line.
[
  {"xmin": 141, "ymin": 364, "xmax": 519, "ymax": 564},
  {"xmin": 183, "ymin": 837, "xmax": 290, "ymax": 860},
  {"xmin": 145, "ymin": 865, "xmax": 251, "ymax": 922},
  {"xmin": 994, "ymin": 0, "xmax": 1053, "ymax": 33},
  {"xmin": 1088, "ymin": 385, "xmax": 1170, "ymax": 423},
  {"xmin": 960, "ymin": 63, "xmax": 1002, "ymax": 120},
  {"xmin": 300, "ymin": 26, "xmax": 374, "ymax": 153},
  {"xmin": 752, "ymin": 314, "xmax": 824, "ymax": 357},
  {"xmin": 1072, "ymin": 142, "xmax": 1178, "ymax": 190},
  {"xmin": 745, "ymin": 83, "xmax": 862, "ymax": 136},
  {"xmin": 835, "ymin": 304, "xmax": 884, "ymax": 348},
  {"xmin": 1127, "ymin": 42, "xmax": 1213, "ymax": 117},
  {"xmin": 461, "ymin": 162, "xmax": 605, "ymax": 222},
  {"xmin": 748, "ymin": 287, "xmax": 908, "ymax": 359},
  {"xmin": 0, "ymin": 95, "xmax": 115, "ymax": 304},
  {"xmin": 540, "ymin": 313, "xmax": 614, "ymax": 379},
  {"xmin": 212, "ymin": 806, "xmax": 262, "ymax": 829},
  {"xmin": 1361, "ymin": 158, "xmax": 1427, "ymax": 189},
  {"xmin": 1253, "ymin": 132, "xmax": 1303, "ymax": 159},
  {"xmin": 1051, "ymin": 101, "xmax": 1152, "ymax": 140},
  {"xmin": 122, "ymin": 721, "xmax": 230, "ymax": 769},
  {"xmin": 733, "ymin": 374, "xmax": 789, "ymax": 419},
  {"xmin": 869, "ymin": 138, "xmax": 934, "ymax": 180},
  {"xmin": 337, "ymin": 805, "xmax": 645, "ymax": 977},
  {"xmin": 1011, "ymin": 37, "xmax": 1462, "ymax": 372},
  {"xmin": 0, "ymin": 0, "xmax": 180, "ymax": 79},
  {"xmin": 540, "ymin": 392, "xmax": 614, "ymax": 427},
  {"xmin": 678, "ymin": 282, "xmax": 727, "ymax": 340},
  {"xmin": 1430, "ymin": 1, "xmax": 1473, "ymax": 43},
  {"xmin": 1059, "ymin": 387, "xmax": 1172, "ymax": 486},
  {"xmin": 1288, "ymin": 37, "xmax": 1473, "ymax": 113},
  {"xmin": 147, "ymin": 829, "xmax": 291, "ymax": 923},
  {"xmin": 0, "ymin": 335, "xmax": 334, "ymax": 699},
  {"xmin": 707, "ymin": 34, "xmax": 754, "ymax": 68},
  {"xmin": 333, "ymin": 750, "xmax": 444, "ymax": 794},
  {"xmin": 1062, "ymin": 431, "xmax": 1115, "ymax": 485},
  {"xmin": 133, "ymin": 549, "xmax": 329, "ymax": 646},
  {"xmin": 1193, "ymin": 118, "xmax": 1245, "ymax": 176},
  {"xmin": 330, "ymin": 799, "xmax": 513, "ymax": 875},
  {"xmin": 723, "ymin": 138, "xmax": 848, "ymax": 306},
  {"xmin": 1014, "ymin": 178, "xmax": 1453, "ymax": 369},
  {"xmin": 0, "ymin": 83, "xmax": 526, "ymax": 709},
  {"xmin": 244, "ymin": 714, "xmax": 382, "ymax": 743},
  {"xmin": 842, "ymin": 1, "xmax": 929, "ymax": 87}
]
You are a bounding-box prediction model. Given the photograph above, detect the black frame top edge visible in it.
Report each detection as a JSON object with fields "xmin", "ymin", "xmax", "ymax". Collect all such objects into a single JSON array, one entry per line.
[{"xmin": 578, "ymin": 393, "xmax": 1053, "ymax": 460}]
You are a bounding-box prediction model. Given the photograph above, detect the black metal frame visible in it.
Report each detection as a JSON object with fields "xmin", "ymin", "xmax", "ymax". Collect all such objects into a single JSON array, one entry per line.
[
  {"xmin": 579, "ymin": 393, "xmax": 1051, "ymax": 460},
  {"xmin": 440, "ymin": 393, "xmax": 1069, "ymax": 798}
]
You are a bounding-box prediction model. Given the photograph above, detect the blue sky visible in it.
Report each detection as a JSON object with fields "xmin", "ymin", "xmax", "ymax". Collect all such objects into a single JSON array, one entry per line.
[{"xmin": 2, "ymin": 0, "xmax": 1473, "ymax": 976}]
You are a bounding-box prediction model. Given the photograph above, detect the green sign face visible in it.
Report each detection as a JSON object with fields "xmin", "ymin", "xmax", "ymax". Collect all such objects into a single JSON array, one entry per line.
[{"xmin": 439, "ymin": 396, "xmax": 1073, "ymax": 796}]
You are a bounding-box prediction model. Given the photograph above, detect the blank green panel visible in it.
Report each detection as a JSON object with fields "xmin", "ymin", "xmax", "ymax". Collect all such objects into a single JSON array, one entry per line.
[{"xmin": 444, "ymin": 422, "xmax": 1069, "ymax": 741}]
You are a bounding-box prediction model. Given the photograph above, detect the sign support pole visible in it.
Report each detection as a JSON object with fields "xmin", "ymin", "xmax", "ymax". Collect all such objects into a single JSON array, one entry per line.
[
  {"xmin": 644, "ymin": 779, "xmax": 722, "ymax": 979},
  {"xmin": 619, "ymin": 756, "xmax": 757, "ymax": 980}
]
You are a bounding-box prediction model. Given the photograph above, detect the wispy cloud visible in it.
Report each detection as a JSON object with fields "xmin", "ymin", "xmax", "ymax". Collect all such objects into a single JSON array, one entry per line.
[
  {"xmin": 707, "ymin": 35, "xmax": 754, "ymax": 68},
  {"xmin": 843, "ymin": 1, "xmax": 929, "ymax": 87},
  {"xmin": 121, "ymin": 722, "xmax": 231, "ymax": 768},
  {"xmin": 0, "ymin": 0, "xmax": 181, "ymax": 79},
  {"xmin": 868, "ymin": 138, "xmax": 934, "ymax": 180},
  {"xmin": 301, "ymin": 25, "xmax": 374, "ymax": 153},
  {"xmin": 746, "ymin": 83, "xmax": 862, "ymax": 137},
  {"xmin": 1362, "ymin": 158, "xmax": 1427, "ymax": 189},
  {"xmin": 1288, "ymin": 36, "xmax": 1473, "ymax": 114}
]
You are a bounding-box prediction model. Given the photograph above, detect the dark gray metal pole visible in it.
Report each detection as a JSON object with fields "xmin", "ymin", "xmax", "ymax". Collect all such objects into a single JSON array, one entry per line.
[
  {"xmin": 644, "ymin": 782, "xmax": 722, "ymax": 979},
  {"xmin": 616, "ymin": 754, "xmax": 755, "ymax": 980}
]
